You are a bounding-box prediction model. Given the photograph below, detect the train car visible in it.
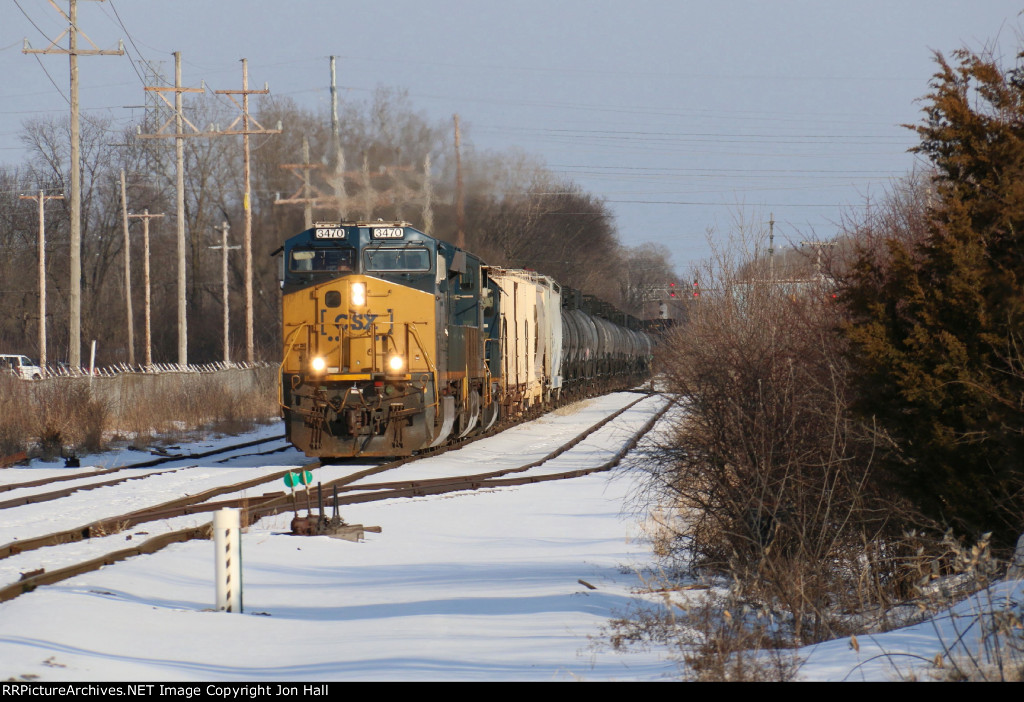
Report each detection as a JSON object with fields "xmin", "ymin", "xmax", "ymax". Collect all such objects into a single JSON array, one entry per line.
[
  {"xmin": 485, "ymin": 268, "xmax": 563, "ymax": 414},
  {"xmin": 279, "ymin": 220, "xmax": 652, "ymax": 459}
]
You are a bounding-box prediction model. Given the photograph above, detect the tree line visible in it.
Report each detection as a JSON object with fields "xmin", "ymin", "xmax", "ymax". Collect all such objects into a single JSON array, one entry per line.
[{"xmin": 0, "ymin": 88, "xmax": 677, "ymax": 366}]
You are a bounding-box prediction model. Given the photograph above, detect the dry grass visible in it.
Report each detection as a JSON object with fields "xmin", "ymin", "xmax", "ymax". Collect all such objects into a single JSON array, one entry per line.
[
  {"xmin": 915, "ymin": 534, "xmax": 1024, "ymax": 682},
  {"xmin": 0, "ymin": 366, "xmax": 279, "ymax": 460},
  {"xmin": 0, "ymin": 375, "xmax": 31, "ymax": 458},
  {"xmin": 605, "ymin": 578, "xmax": 802, "ymax": 681}
]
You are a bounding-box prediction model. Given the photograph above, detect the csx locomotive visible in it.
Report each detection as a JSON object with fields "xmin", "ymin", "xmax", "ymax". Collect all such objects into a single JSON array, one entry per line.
[{"xmin": 279, "ymin": 221, "xmax": 652, "ymax": 458}]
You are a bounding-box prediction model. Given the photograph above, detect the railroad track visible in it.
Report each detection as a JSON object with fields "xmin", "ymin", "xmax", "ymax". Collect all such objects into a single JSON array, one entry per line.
[
  {"xmin": 0, "ymin": 432, "xmax": 292, "ymax": 496},
  {"xmin": 0, "ymin": 393, "xmax": 669, "ymax": 603},
  {"xmin": 0, "ymin": 439, "xmax": 303, "ymax": 514}
]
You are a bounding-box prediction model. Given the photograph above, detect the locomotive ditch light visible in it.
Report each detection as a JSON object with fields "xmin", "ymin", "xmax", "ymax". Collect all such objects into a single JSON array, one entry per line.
[
  {"xmin": 310, "ymin": 356, "xmax": 327, "ymax": 374},
  {"xmin": 351, "ymin": 282, "xmax": 367, "ymax": 307},
  {"xmin": 386, "ymin": 354, "xmax": 405, "ymax": 374}
]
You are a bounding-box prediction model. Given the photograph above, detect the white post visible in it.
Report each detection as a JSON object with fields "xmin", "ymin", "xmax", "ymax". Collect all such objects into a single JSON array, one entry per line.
[
  {"xmin": 214, "ymin": 508, "xmax": 242, "ymax": 613},
  {"xmin": 88, "ymin": 339, "xmax": 96, "ymax": 385}
]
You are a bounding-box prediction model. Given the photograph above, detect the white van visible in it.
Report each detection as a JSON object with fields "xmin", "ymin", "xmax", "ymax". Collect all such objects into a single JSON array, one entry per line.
[{"xmin": 0, "ymin": 355, "xmax": 43, "ymax": 380}]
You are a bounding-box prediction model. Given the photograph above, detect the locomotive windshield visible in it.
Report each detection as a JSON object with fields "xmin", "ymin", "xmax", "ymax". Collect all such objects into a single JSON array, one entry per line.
[
  {"xmin": 290, "ymin": 247, "xmax": 355, "ymax": 273},
  {"xmin": 364, "ymin": 247, "xmax": 430, "ymax": 272}
]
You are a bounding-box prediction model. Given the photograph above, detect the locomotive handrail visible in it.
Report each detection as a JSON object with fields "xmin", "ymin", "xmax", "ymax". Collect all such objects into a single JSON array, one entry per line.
[
  {"xmin": 406, "ymin": 323, "xmax": 440, "ymax": 414},
  {"xmin": 278, "ymin": 323, "xmax": 308, "ymax": 408},
  {"xmin": 483, "ymin": 337, "xmax": 500, "ymax": 406}
]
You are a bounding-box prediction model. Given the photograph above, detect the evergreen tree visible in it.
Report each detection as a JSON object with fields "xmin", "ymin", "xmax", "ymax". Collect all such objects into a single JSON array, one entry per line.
[{"xmin": 842, "ymin": 49, "xmax": 1024, "ymax": 549}]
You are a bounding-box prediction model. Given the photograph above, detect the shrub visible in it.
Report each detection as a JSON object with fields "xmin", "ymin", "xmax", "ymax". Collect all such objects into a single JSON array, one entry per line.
[{"xmin": 638, "ymin": 226, "xmax": 933, "ymax": 648}]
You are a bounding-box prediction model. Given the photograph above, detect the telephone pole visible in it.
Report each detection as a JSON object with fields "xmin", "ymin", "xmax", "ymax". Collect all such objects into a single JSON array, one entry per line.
[
  {"xmin": 128, "ymin": 210, "xmax": 164, "ymax": 369},
  {"xmin": 214, "ymin": 58, "xmax": 282, "ymax": 364},
  {"xmin": 422, "ymin": 153, "xmax": 434, "ymax": 235},
  {"xmin": 23, "ymin": 0, "xmax": 123, "ymax": 368},
  {"xmin": 210, "ymin": 222, "xmax": 240, "ymax": 365},
  {"xmin": 800, "ymin": 240, "xmax": 838, "ymax": 282},
  {"xmin": 136, "ymin": 51, "xmax": 205, "ymax": 367},
  {"xmin": 20, "ymin": 191, "xmax": 64, "ymax": 370},
  {"xmin": 119, "ymin": 170, "xmax": 135, "ymax": 365},
  {"xmin": 274, "ymin": 136, "xmax": 327, "ymax": 229},
  {"xmin": 453, "ymin": 114, "xmax": 465, "ymax": 249},
  {"xmin": 330, "ymin": 56, "xmax": 347, "ymax": 222}
]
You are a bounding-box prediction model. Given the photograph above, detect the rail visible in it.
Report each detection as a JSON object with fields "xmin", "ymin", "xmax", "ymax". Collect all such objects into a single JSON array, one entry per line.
[{"xmin": 0, "ymin": 393, "xmax": 668, "ymax": 603}]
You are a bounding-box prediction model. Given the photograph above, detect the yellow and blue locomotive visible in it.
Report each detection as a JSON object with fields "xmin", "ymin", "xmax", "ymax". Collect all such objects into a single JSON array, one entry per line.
[{"xmin": 279, "ymin": 221, "xmax": 652, "ymax": 459}]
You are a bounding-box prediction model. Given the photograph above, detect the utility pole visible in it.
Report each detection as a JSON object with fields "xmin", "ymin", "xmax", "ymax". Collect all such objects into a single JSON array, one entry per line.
[
  {"xmin": 454, "ymin": 114, "xmax": 465, "ymax": 249},
  {"xmin": 20, "ymin": 191, "xmax": 64, "ymax": 370},
  {"xmin": 274, "ymin": 136, "xmax": 328, "ymax": 228},
  {"xmin": 283, "ymin": 56, "xmax": 423, "ymax": 229},
  {"xmin": 136, "ymin": 51, "xmax": 205, "ymax": 367},
  {"xmin": 23, "ymin": 0, "xmax": 123, "ymax": 368},
  {"xmin": 422, "ymin": 153, "xmax": 434, "ymax": 235},
  {"xmin": 213, "ymin": 58, "xmax": 282, "ymax": 364},
  {"xmin": 210, "ymin": 222, "xmax": 240, "ymax": 365},
  {"xmin": 800, "ymin": 240, "xmax": 838, "ymax": 282},
  {"xmin": 128, "ymin": 210, "xmax": 164, "ymax": 369},
  {"xmin": 330, "ymin": 56, "xmax": 347, "ymax": 222},
  {"xmin": 300, "ymin": 137, "xmax": 312, "ymax": 229},
  {"xmin": 119, "ymin": 170, "xmax": 134, "ymax": 365},
  {"xmin": 768, "ymin": 212, "xmax": 775, "ymax": 283},
  {"xmin": 278, "ymin": 154, "xmax": 428, "ymax": 230},
  {"xmin": 361, "ymin": 153, "xmax": 373, "ymax": 220}
]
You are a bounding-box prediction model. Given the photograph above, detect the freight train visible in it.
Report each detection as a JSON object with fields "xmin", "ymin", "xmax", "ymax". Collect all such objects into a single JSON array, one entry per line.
[{"xmin": 278, "ymin": 221, "xmax": 653, "ymax": 458}]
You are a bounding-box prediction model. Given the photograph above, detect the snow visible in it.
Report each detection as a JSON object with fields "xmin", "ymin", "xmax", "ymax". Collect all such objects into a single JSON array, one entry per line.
[
  {"xmin": 0, "ymin": 391, "xmax": 1020, "ymax": 682},
  {"xmin": 797, "ymin": 579, "xmax": 1024, "ymax": 682}
]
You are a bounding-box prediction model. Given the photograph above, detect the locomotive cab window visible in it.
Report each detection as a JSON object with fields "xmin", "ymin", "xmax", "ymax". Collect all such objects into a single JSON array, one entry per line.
[
  {"xmin": 364, "ymin": 247, "xmax": 430, "ymax": 272},
  {"xmin": 290, "ymin": 247, "xmax": 355, "ymax": 273}
]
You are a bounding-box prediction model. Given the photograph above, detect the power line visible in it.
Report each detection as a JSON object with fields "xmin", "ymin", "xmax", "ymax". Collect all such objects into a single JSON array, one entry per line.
[
  {"xmin": 605, "ymin": 198, "xmax": 860, "ymax": 207},
  {"xmin": 11, "ymin": 0, "xmax": 53, "ymax": 41},
  {"xmin": 101, "ymin": 0, "xmax": 147, "ymax": 87},
  {"xmin": 482, "ymin": 125, "xmax": 911, "ymax": 141}
]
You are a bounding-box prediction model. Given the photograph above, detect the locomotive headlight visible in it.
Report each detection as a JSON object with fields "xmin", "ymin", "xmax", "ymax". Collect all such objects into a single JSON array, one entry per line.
[
  {"xmin": 387, "ymin": 354, "xmax": 405, "ymax": 373},
  {"xmin": 310, "ymin": 356, "xmax": 327, "ymax": 374},
  {"xmin": 350, "ymin": 282, "xmax": 366, "ymax": 307}
]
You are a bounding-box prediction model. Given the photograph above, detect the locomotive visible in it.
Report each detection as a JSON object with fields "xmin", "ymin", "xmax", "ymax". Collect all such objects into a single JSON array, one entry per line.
[{"xmin": 278, "ymin": 220, "xmax": 652, "ymax": 458}]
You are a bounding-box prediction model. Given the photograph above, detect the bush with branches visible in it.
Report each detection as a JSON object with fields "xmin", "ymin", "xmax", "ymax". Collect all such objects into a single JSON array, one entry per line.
[{"xmin": 643, "ymin": 228, "xmax": 925, "ymax": 646}]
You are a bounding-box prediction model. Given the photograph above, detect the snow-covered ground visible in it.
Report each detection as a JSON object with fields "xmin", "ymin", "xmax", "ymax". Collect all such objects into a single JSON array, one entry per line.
[{"xmin": 0, "ymin": 392, "xmax": 1020, "ymax": 682}]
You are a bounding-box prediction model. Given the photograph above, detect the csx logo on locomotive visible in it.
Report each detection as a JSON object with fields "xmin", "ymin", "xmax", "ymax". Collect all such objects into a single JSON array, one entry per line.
[{"xmin": 319, "ymin": 309, "xmax": 394, "ymax": 338}]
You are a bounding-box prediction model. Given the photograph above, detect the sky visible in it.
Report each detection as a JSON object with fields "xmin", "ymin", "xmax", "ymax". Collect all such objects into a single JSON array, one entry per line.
[
  {"xmin": 3, "ymin": 1, "xmax": 1024, "ymax": 272},
  {"xmin": 1, "ymin": 392, "xmax": 1020, "ymax": 681}
]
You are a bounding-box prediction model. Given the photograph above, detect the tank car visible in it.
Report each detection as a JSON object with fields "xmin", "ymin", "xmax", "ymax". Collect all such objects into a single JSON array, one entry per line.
[{"xmin": 278, "ymin": 221, "xmax": 652, "ymax": 459}]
